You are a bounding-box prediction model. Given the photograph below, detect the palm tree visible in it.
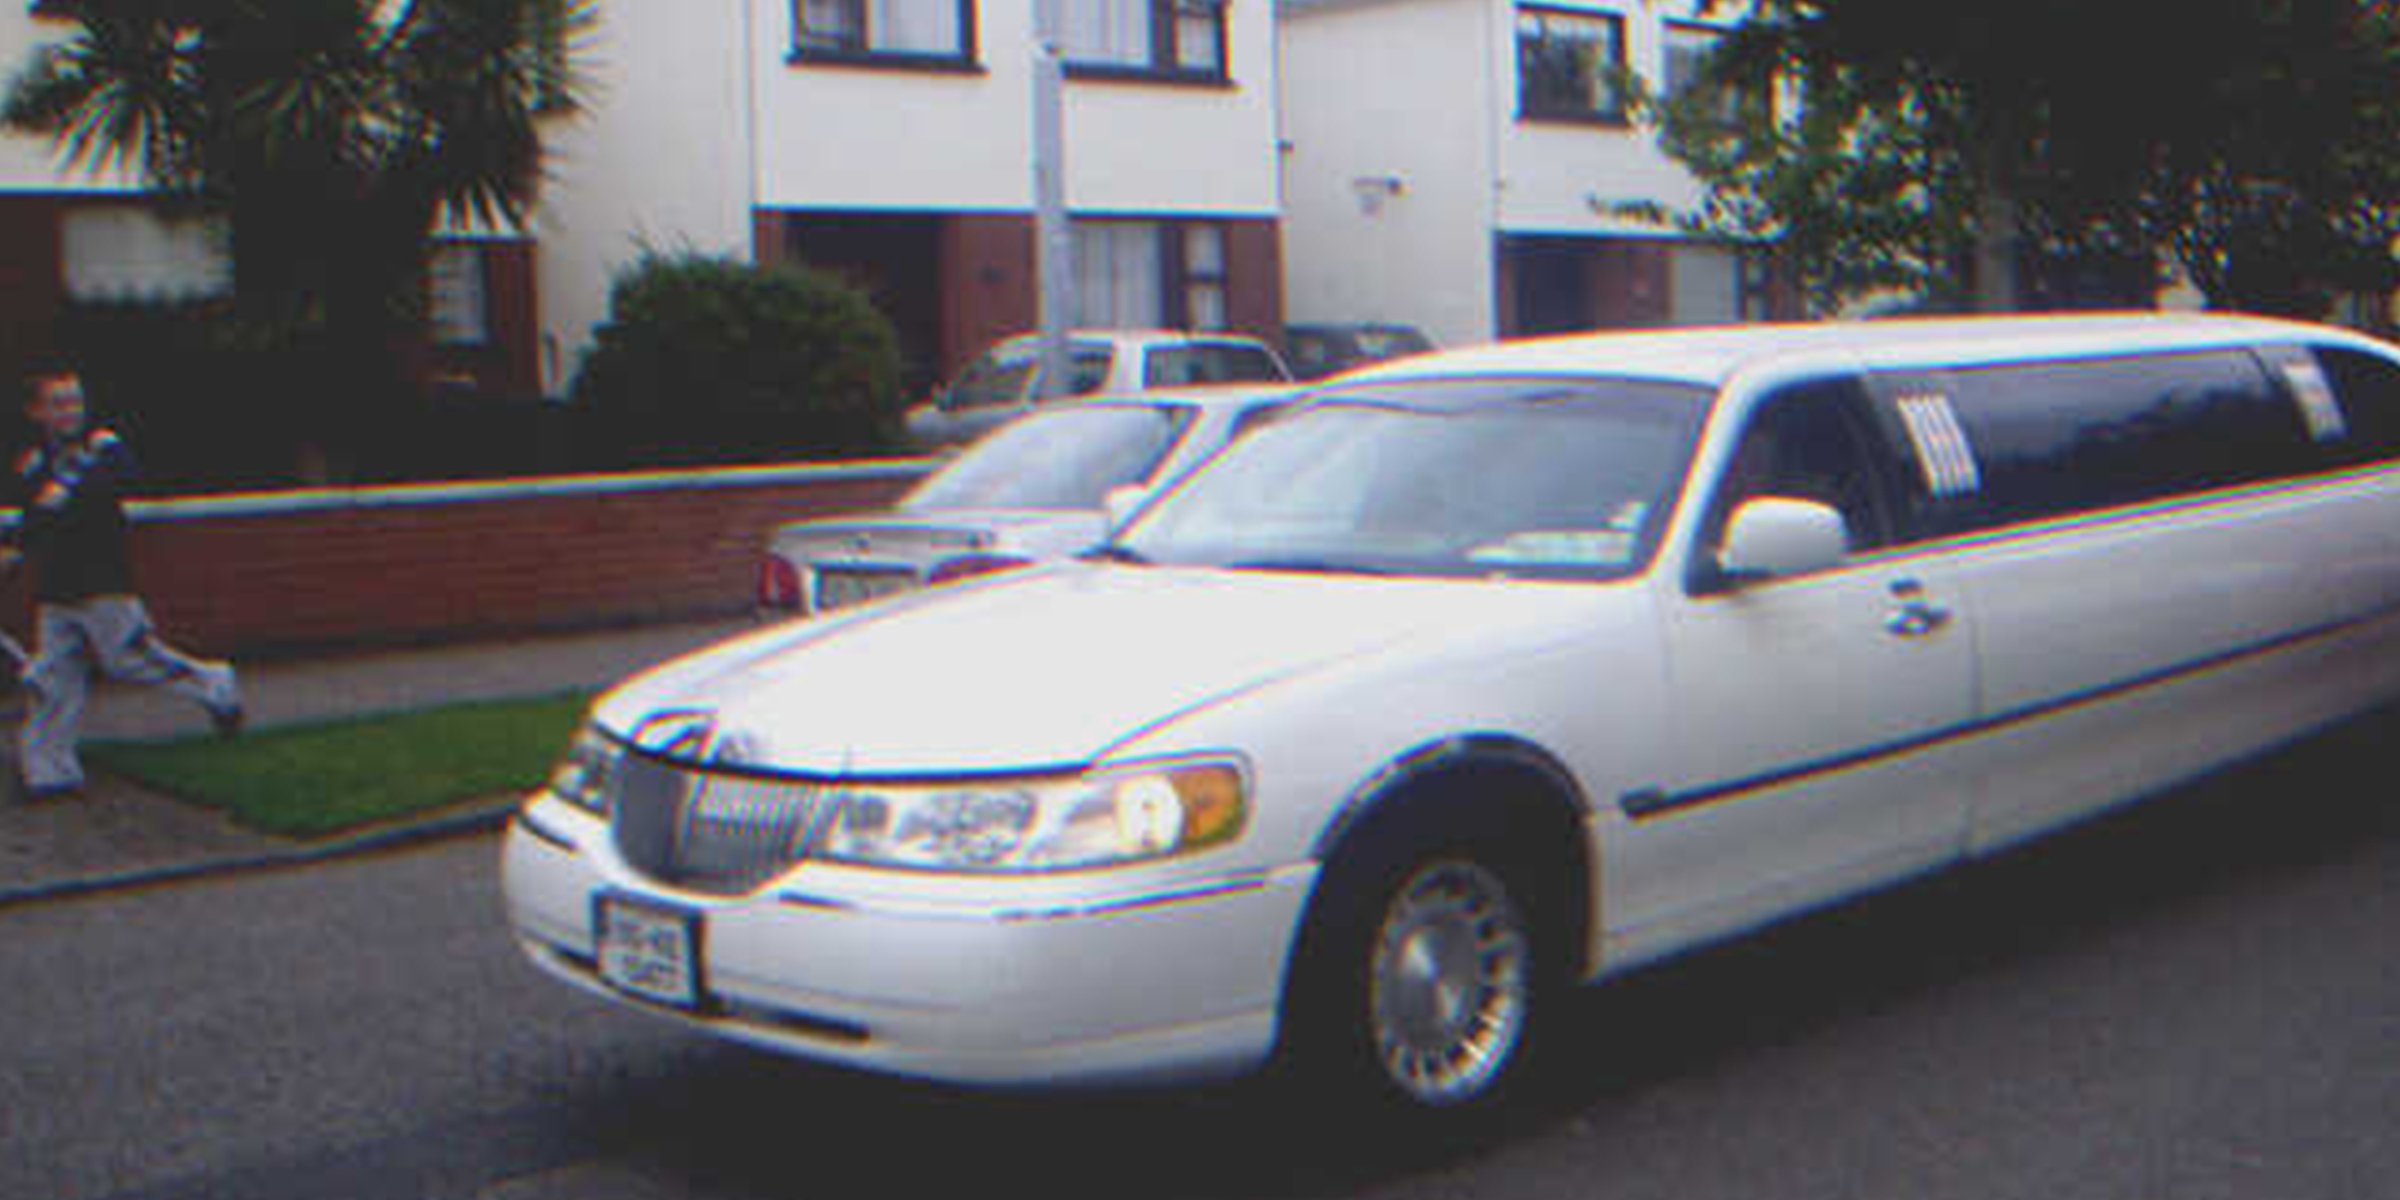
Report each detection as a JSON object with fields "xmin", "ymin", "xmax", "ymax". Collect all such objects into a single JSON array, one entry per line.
[{"xmin": 5, "ymin": 0, "xmax": 595, "ymax": 469}]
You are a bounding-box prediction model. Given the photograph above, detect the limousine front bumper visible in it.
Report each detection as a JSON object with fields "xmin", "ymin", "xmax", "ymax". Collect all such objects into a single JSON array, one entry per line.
[{"xmin": 501, "ymin": 793, "xmax": 1319, "ymax": 1086}]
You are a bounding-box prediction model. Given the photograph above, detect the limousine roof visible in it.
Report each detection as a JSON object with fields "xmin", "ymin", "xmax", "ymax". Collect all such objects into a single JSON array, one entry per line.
[{"xmin": 1337, "ymin": 312, "xmax": 2389, "ymax": 392}]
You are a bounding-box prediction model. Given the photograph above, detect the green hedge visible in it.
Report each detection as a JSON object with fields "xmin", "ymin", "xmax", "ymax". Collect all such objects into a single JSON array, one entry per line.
[
  {"xmin": 569, "ymin": 252, "xmax": 906, "ymax": 469},
  {"xmin": 19, "ymin": 253, "xmax": 909, "ymax": 494}
]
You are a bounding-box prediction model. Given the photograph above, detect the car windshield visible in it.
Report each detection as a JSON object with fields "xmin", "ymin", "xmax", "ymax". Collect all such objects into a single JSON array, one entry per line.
[
  {"xmin": 903, "ymin": 403, "xmax": 1196, "ymax": 511},
  {"xmin": 1143, "ymin": 343, "xmax": 1289, "ymax": 387},
  {"xmin": 1351, "ymin": 326, "xmax": 1432, "ymax": 359},
  {"xmin": 1116, "ymin": 377, "xmax": 1710, "ymax": 580},
  {"xmin": 942, "ymin": 342, "xmax": 1113, "ymax": 409}
]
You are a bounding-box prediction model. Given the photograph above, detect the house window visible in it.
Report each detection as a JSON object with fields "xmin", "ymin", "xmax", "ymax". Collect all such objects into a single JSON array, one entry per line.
[
  {"xmin": 1662, "ymin": 23, "xmax": 1719, "ymax": 105},
  {"xmin": 1072, "ymin": 219, "xmax": 1233, "ymax": 330},
  {"xmin": 795, "ymin": 0, "xmax": 976, "ymax": 65},
  {"xmin": 1664, "ymin": 21, "xmax": 1758, "ymax": 127},
  {"xmin": 1076, "ymin": 221, "xmax": 1165, "ymax": 328},
  {"xmin": 60, "ymin": 207, "xmax": 232, "ymax": 302},
  {"xmin": 428, "ymin": 243, "xmax": 490, "ymax": 347},
  {"xmin": 1177, "ymin": 223, "xmax": 1228, "ymax": 330},
  {"xmin": 1517, "ymin": 5, "xmax": 1627, "ymax": 123},
  {"xmin": 1060, "ymin": 0, "xmax": 1227, "ymax": 81}
]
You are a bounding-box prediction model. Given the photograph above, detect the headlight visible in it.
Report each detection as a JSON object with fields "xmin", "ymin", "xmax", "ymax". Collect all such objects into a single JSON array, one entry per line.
[
  {"xmin": 546, "ymin": 724, "xmax": 622, "ymax": 814},
  {"xmin": 817, "ymin": 759, "xmax": 1248, "ymax": 872}
]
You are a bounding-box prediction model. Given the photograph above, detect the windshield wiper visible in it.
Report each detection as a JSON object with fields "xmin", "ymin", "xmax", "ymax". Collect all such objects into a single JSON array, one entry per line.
[{"xmin": 1223, "ymin": 557, "xmax": 1395, "ymax": 577}]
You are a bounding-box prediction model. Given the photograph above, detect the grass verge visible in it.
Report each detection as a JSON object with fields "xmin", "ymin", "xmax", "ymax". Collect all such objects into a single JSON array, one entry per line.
[{"xmin": 86, "ymin": 692, "xmax": 591, "ymax": 839}]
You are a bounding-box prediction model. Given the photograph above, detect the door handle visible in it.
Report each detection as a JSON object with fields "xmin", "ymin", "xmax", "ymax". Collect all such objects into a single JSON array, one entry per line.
[{"xmin": 1884, "ymin": 578, "xmax": 1952, "ymax": 638}]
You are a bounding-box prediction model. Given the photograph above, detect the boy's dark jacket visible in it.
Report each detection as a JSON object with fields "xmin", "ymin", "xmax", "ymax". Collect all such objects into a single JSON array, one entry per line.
[{"xmin": 10, "ymin": 426, "xmax": 138, "ymax": 602}]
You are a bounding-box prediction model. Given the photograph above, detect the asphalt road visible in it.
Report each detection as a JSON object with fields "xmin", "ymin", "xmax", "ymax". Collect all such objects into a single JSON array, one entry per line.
[{"xmin": 3, "ymin": 715, "xmax": 2395, "ymax": 1200}]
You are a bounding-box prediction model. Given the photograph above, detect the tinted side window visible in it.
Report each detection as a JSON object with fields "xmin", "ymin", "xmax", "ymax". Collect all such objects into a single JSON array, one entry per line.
[
  {"xmin": 2312, "ymin": 346, "xmax": 2400, "ymax": 462},
  {"xmin": 1934, "ymin": 351, "xmax": 2316, "ymax": 528}
]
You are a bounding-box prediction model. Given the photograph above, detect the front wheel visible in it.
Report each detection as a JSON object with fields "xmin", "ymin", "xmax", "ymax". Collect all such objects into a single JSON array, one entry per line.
[
  {"xmin": 1366, "ymin": 859, "xmax": 1535, "ymax": 1107},
  {"xmin": 1283, "ymin": 824, "xmax": 1556, "ymax": 1116}
]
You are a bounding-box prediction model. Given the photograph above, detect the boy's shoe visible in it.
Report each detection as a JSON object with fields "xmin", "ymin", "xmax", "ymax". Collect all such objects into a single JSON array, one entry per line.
[
  {"xmin": 23, "ymin": 782, "xmax": 82, "ymax": 803},
  {"xmin": 204, "ymin": 663, "xmax": 244, "ymax": 737}
]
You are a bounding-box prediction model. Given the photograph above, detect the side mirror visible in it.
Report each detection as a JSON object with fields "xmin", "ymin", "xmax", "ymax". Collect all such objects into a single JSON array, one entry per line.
[
  {"xmin": 1714, "ymin": 496, "xmax": 1848, "ymax": 587},
  {"xmin": 1102, "ymin": 485, "xmax": 1146, "ymax": 534}
]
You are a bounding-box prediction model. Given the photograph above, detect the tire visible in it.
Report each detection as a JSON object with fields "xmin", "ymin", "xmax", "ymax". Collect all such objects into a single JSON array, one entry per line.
[{"xmin": 1282, "ymin": 816, "xmax": 1555, "ymax": 1117}]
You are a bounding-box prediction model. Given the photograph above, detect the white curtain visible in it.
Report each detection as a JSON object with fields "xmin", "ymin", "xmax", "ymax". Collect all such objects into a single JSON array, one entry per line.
[
  {"xmin": 62, "ymin": 207, "xmax": 232, "ymax": 302},
  {"xmin": 801, "ymin": 0, "xmax": 854, "ymax": 45},
  {"xmin": 874, "ymin": 0, "xmax": 957, "ymax": 53},
  {"xmin": 1060, "ymin": 0, "xmax": 1150, "ymax": 65},
  {"xmin": 1671, "ymin": 243, "xmax": 1741, "ymax": 326},
  {"xmin": 1075, "ymin": 222, "xmax": 1164, "ymax": 329}
]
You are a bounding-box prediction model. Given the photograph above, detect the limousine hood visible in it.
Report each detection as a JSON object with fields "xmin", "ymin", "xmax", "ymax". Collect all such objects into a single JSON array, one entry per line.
[{"xmin": 595, "ymin": 564, "xmax": 1515, "ymax": 774}]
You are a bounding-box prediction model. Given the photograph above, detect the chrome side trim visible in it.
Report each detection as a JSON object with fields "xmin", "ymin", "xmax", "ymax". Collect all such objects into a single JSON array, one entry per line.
[
  {"xmin": 774, "ymin": 864, "xmax": 1315, "ymax": 924},
  {"xmin": 1622, "ymin": 595, "xmax": 2400, "ymax": 822},
  {"xmin": 514, "ymin": 809, "xmax": 580, "ymax": 853}
]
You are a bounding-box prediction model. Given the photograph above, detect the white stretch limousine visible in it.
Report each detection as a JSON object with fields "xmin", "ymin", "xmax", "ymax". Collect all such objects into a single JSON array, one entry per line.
[{"xmin": 503, "ymin": 314, "xmax": 2400, "ymax": 1114}]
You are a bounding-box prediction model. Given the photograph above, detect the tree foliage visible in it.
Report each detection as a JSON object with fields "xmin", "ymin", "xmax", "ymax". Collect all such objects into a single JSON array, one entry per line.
[
  {"xmin": 5, "ymin": 0, "xmax": 596, "ymax": 391},
  {"xmin": 1654, "ymin": 0, "xmax": 2400, "ymax": 319}
]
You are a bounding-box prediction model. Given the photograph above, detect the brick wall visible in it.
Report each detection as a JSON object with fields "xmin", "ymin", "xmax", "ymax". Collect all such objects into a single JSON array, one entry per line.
[{"xmin": 4, "ymin": 461, "xmax": 930, "ymax": 658}]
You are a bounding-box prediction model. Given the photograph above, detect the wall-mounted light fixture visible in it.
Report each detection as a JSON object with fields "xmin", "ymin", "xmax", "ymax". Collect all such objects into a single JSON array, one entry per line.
[{"xmin": 1352, "ymin": 175, "xmax": 1406, "ymax": 215}]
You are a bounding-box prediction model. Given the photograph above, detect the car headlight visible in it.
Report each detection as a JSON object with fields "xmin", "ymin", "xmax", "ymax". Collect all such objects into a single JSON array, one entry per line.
[
  {"xmin": 817, "ymin": 759, "xmax": 1248, "ymax": 872},
  {"xmin": 546, "ymin": 724, "xmax": 623, "ymax": 814}
]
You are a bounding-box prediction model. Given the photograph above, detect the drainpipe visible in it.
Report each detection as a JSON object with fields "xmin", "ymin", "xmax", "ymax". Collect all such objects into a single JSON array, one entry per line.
[{"xmin": 1031, "ymin": 0, "xmax": 1076, "ymax": 397}]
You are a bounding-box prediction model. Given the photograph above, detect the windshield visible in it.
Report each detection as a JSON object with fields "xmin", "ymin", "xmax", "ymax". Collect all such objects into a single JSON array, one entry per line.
[
  {"xmin": 1116, "ymin": 377, "xmax": 1710, "ymax": 579},
  {"xmin": 941, "ymin": 342, "xmax": 1113, "ymax": 409},
  {"xmin": 1142, "ymin": 343, "xmax": 1289, "ymax": 387},
  {"xmin": 903, "ymin": 403, "xmax": 1196, "ymax": 511}
]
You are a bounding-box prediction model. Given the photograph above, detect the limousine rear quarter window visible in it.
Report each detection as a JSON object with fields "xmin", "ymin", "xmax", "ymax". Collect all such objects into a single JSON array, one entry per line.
[
  {"xmin": 2310, "ymin": 346, "xmax": 2400, "ymax": 462},
  {"xmin": 1931, "ymin": 351, "xmax": 2319, "ymax": 528}
]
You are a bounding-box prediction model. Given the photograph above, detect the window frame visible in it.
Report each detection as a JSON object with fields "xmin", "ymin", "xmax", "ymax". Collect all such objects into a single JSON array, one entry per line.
[
  {"xmin": 427, "ymin": 242, "xmax": 493, "ymax": 349},
  {"xmin": 1516, "ymin": 4, "xmax": 1631, "ymax": 126},
  {"xmin": 1074, "ymin": 217, "xmax": 1237, "ymax": 332},
  {"xmin": 1061, "ymin": 0, "xmax": 1230, "ymax": 87},
  {"xmin": 790, "ymin": 0, "xmax": 982, "ymax": 73},
  {"xmin": 1688, "ymin": 376, "xmax": 1910, "ymax": 595},
  {"xmin": 1165, "ymin": 222, "xmax": 1230, "ymax": 332}
]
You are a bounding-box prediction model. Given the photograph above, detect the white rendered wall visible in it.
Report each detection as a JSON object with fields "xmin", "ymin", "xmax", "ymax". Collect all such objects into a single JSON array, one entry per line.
[
  {"xmin": 749, "ymin": 3, "xmax": 1280, "ymax": 217},
  {"xmin": 0, "ymin": 10, "xmax": 138, "ymax": 192},
  {"xmin": 1066, "ymin": 9, "xmax": 1282, "ymax": 217},
  {"xmin": 1278, "ymin": 0, "xmax": 1502, "ymax": 347},
  {"xmin": 750, "ymin": 7, "xmax": 1030, "ymax": 211},
  {"xmin": 535, "ymin": 0, "xmax": 756, "ymax": 393},
  {"xmin": 1491, "ymin": 0, "xmax": 1717, "ymax": 237}
]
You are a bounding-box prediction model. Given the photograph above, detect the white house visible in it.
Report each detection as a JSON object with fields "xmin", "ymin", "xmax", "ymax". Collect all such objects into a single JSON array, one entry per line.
[
  {"xmin": 0, "ymin": 1, "xmax": 1286, "ymax": 401},
  {"xmin": 542, "ymin": 0, "xmax": 1287, "ymax": 394},
  {"xmin": 0, "ymin": 4, "xmax": 546, "ymax": 400},
  {"xmin": 1277, "ymin": 0, "xmax": 1784, "ymax": 347}
]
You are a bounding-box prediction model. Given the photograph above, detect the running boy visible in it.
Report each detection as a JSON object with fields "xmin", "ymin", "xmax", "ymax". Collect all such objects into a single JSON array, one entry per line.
[{"xmin": 6, "ymin": 369, "xmax": 241, "ymax": 800}]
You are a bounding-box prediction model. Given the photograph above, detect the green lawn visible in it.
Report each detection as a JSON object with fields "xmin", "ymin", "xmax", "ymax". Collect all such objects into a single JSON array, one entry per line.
[{"xmin": 87, "ymin": 692, "xmax": 592, "ymax": 839}]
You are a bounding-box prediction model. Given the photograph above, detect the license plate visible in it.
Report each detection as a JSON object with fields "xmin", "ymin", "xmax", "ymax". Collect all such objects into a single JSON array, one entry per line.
[
  {"xmin": 814, "ymin": 567, "xmax": 917, "ymax": 612},
  {"xmin": 595, "ymin": 896, "xmax": 702, "ymax": 1009}
]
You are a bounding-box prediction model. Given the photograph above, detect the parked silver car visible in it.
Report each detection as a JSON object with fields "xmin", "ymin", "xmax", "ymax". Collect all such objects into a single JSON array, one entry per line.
[
  {"xmin": 902, "ymin": 330, "xmax": 1293, "ymax": 448},
  {"xmin": 760, "ymin": 386, "xmax": 1294, "ymax": 615}
]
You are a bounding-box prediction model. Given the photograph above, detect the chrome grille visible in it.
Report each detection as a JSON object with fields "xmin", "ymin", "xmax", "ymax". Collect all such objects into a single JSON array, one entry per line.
[{"xmin": 610, "ymin": 752, "xmax": 825, "ymax": 895}]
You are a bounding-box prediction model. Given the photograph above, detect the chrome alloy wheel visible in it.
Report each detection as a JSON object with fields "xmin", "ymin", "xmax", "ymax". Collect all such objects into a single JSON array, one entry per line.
[{"xmin": 1367, "ymin": 859, "xmax": 1532, "ymax": 1106}]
